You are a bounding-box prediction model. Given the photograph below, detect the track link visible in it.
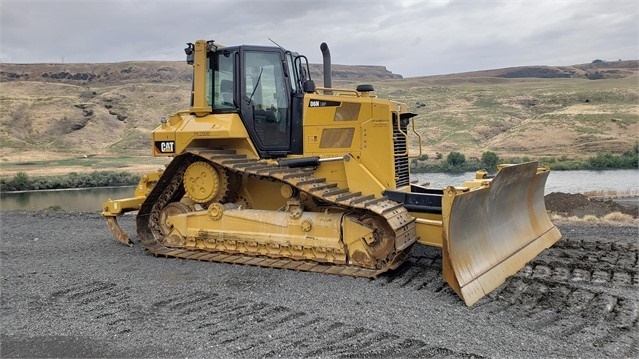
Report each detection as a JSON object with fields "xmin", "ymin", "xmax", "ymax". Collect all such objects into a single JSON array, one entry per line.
[{"xmin": 136, "ymin": 149, "xmax": 416, "ymax": 278}]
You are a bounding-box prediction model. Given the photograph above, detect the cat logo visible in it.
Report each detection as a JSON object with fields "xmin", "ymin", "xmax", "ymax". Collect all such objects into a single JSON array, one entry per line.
[{"xmin": 155, "ymin": 141, "xmax": 175, "ymax": 153}]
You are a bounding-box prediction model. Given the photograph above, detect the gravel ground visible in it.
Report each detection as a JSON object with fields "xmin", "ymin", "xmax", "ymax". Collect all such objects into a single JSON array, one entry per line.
[{"xmin": 1, "ymin": 211, "xmax": 637, "ymax": 358}]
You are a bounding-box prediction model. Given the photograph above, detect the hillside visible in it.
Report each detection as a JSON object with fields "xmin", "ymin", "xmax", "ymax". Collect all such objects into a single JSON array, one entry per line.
[
  {"xmin": 0, "ymin": 60, "xmax": 637, "ymax": 176},
  {"xmin": 413, "ymin": 60, "xmax": 638, "ymax": 81},
  {"xmin": 374, "ymin": 61, "xmax": 639, "ymax": 160},
  {"xmin": 0, "ymin": 62, "xmax": 401, "ymax": 86}
]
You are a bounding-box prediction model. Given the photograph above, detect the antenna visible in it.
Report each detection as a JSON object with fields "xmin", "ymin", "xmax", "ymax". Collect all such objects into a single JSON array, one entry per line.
[{"xmin": 268, "ymin": 38, "xmax": 285, "ymax": 50}]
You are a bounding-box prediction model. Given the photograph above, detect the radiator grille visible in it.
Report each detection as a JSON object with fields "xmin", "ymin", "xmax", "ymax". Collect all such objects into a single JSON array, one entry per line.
[{"xmin": 393, "ymin": 114, "xmax": 410, "ymax": 187}]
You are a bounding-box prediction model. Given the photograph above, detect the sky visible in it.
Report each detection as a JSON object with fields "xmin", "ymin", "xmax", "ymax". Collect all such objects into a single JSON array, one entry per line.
[{"xmin": 1, "ymin": 0, "xmax": 637, "ymax": 77}]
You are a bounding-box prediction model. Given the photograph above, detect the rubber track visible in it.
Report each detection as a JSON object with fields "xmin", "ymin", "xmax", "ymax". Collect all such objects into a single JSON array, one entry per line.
[{"xmin": 136, "ymin": 149, "xmax": 416, "ymax": 278}]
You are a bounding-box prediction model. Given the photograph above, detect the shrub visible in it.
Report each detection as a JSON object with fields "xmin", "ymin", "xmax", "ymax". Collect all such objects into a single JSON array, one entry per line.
[
  {"xmin": 589, "ymin": 153, "xmax": 621, "ymax": 169},
  {"xmin": 481, "ymin": 151, "xmax": 499, "ymax": 171},
  {"xmin": 13, "ymin": 172, "xmax": 30, "ymax": 191},
  {"xmin": 1, "ymin": 171, "xmax": 140, "ymax": 191},
  {"xmin": 446, "ymin": 152, "xmax": 466, "ymax": 166},
  {"xmin": 603, "ymin": 212, "xmax": 634, "ymax": 223}
]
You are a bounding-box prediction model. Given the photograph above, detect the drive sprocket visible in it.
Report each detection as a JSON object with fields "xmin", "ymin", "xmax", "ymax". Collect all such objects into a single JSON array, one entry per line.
[{"xmin": 183, "ymin": 161, "xmax": 231, "ymax": 205}]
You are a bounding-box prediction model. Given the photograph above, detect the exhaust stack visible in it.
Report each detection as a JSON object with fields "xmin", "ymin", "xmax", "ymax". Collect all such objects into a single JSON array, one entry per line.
[{"xmin": 320, "ymin": 42, "xmax": 332, "ymax": 89}]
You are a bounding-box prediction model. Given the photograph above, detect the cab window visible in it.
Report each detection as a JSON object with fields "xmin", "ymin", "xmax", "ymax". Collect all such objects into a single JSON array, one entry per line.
[
  {"xmin": 244, "ymin": 51, "xmax": 289, "ymax": 147},
  {"xmin": 213, "ymin": 51, "xmax": 236, "ymax": 111}
]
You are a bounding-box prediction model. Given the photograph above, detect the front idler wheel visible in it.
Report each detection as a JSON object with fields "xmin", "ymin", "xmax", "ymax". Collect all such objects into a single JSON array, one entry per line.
[{"xmin": 158, "ymin": 202, "xmax": 191, "ymax": 236}]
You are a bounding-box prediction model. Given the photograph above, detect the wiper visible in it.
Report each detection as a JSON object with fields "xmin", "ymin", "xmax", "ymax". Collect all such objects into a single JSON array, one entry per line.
[{"xmin": 248, "ymin": 67, "xmax": 264, "ymax": 103}]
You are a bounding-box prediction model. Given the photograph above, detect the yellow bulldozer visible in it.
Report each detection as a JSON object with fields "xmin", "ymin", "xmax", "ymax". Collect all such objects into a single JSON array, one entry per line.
[{"xmin": 102, "ymin": 40, "xmax": 561, "ymax": 306}]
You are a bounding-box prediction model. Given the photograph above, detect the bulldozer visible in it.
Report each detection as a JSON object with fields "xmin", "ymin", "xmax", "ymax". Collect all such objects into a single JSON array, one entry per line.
[{"xmin": 102, "ymin": 40, "xmax": 561, "ymax": 306}]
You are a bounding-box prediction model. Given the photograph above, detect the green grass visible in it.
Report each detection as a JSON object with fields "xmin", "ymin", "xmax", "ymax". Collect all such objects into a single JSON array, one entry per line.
[
  {"xmin": 7, "ymin": 156, "xmax": 149, "ymax": 168},
  {"xmin": 0, "ymin": 156, "xmax": 167, "ymax": 178}
]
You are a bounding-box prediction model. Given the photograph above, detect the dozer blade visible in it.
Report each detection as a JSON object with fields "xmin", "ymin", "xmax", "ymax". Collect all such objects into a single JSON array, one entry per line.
[{"xmin": 441, "ymin": 162, "xmax": 561, "ymax": 306}]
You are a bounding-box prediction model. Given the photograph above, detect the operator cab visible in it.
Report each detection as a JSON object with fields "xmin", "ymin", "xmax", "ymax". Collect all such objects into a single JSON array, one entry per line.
[{"xmin": 191, "ymin": 43, "xmax": 312, "ymax": 158}]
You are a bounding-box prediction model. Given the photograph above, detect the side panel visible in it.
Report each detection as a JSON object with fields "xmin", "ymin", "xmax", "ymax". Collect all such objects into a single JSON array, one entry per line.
[
  {"xmin": 151, "ymin": 112, "xmax": 259, "ymax": 158},
  {"xmin": 361, "ymin": 102, "xmax": 397, "ymax": 189},
  {"xmin": 301, "ymin": 93, "xmax": 399, "ymax": 194}
]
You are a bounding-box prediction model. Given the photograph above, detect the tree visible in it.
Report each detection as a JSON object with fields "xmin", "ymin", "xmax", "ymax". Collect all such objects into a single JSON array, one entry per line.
[
  {"xmin": 481, "ymin": 151, "xmax": 499, "ymax": 170},
  {"xmin": 446, "ymin": 152, "xmax": 466, "ymax": 166}
]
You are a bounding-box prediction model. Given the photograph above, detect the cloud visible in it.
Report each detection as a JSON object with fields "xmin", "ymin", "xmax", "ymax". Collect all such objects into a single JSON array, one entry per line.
[{"xmin": 1, "ymin": 0, "xmax": 637, "ymax": 77}]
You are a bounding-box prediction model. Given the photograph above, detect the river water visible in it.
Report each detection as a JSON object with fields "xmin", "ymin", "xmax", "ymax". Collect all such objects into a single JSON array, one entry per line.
[
  {"xmin": 1, "ymin": 169, "xmax": 637, "ymax": 212},
  {"xmin": 412, "ymin": 168, "xmax": 639, "ymax": 196}
]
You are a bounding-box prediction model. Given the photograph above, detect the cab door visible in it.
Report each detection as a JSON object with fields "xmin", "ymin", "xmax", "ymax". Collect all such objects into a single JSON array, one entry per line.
[{"xmin": 239, "ymin": 48, "xmax": 292, "ymax": 158}]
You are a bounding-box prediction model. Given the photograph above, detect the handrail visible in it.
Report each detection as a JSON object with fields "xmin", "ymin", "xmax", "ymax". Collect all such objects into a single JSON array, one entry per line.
[{"xmin": 314, "ymin": 87, "xmax": 361, "ymax": 96}]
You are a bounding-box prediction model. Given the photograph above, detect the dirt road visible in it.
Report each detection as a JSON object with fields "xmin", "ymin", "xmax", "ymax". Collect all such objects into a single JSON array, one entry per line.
[{"xmin": 1, "ymin": 211, "xmax": 637, "ymax": 358}]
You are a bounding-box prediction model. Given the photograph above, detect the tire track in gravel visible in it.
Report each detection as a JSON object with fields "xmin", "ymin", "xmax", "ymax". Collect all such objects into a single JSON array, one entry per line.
[
  {"xmin": 377, "ymin": 245, "xmax": 459, "ymax": 298},
  {"xmin": 368, "ymin": 231, "xmax": 638, "ymax": 358},
  {"xmin": 45, "ymin": 282, "xmax": 483, "ymax": 358},
  {"xmin": 49, "ymin": 281, "xmax": 134, "ymax": 335},
  {"xmin": 477, "ymin": 235, "xmax": 638, "ymax": 358},
  {"xmin": 147, "ymin": 291, "xmax": 484, "ymax": 358}
]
